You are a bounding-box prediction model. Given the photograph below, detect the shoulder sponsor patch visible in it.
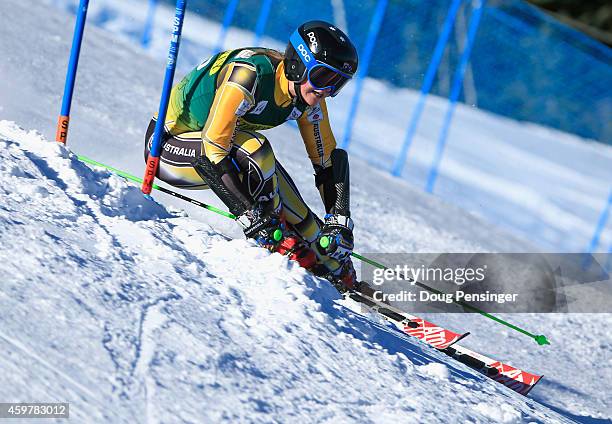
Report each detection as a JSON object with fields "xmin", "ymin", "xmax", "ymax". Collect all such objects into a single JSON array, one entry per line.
[
  {"xmin": 306, "ymin": 104, "xmax": 324, "ymax": 123},
  {"xmin": 235, "ymin": 49, "xmax": 255, "ymax": 59},
  {"xmin": 285, "ymin": 107, "xmax": 303, "ymax": 121},
  {"xmin": 209, "ymin": 50, "xmax": 233, "ymax": 75},
  {"xmin": 249, "ymin": 100, "xmax": 268, "ymax": 115},
  {"xmin": 196, "ymin": 56, "xmax": 213, "ymax": 70}
]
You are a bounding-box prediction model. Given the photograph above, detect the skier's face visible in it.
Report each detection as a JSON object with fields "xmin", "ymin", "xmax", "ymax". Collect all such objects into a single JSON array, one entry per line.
[{"xmin": 300, "ymin": 81, "xmax": 332, "ymax": 106}]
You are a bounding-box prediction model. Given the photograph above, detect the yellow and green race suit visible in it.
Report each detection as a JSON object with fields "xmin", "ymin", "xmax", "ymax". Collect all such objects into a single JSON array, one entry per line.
[{"xmin": 144, "ymin": 47, "xmax": 348, "ymax": 274}]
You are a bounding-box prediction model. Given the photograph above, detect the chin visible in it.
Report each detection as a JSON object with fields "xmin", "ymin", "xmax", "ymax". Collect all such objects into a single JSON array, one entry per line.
[
  {"xmin": 299, "ymin": 86, "xmax": 322, "ymax": 106},
  {"xmin": 307, "ymin": 98, "xmax": 320, "ymax": 106},
  {"xmin": 305, "ymin": 94, "xmax": 322, "ymax": 106}
]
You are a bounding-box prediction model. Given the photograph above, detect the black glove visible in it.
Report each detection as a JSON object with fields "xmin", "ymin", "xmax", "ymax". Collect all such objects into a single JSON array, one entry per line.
[
  {"xmin": 317, "ymin": 214, "xmax": 354, "ymax": 262},
  {"xmin": 237, "ymin": 203, "xmax": 285, "ymax": 248}
]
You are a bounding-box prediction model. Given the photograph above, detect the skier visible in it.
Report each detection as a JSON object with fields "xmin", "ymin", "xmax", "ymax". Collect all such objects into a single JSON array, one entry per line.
[{"xmin": 144, "ymin": 21, "xmax": 358, "ymax": 289}]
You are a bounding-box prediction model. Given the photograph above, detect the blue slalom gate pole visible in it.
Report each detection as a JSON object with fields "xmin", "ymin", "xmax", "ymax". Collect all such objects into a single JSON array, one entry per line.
[
  {"xmin": 55, "ymin": 0, "xmax": 89, "ymax": 144},
  {"xmin": 391, "ymin": 0, "xmax": 463, "ymax": 176},
  {"xmin": 425, "ymin": 0, "xmax": 485, "ymax": 193},
  {"xmin": 214, "ymin": 0, "xmax": 239, "ymax": 53},
  {"xmin": 142, "ymin": 0, "xmax": 187, "ymax": 194},
  {"xmin": 585, "ymin": 189, "xmax": 612, "ymax": 254},
  {"xmin": 252, "ymin": 0, "xmax": 273, "ymax": 45},
  {"xmin": 141, "ymin": 0, "xmax": 159, "ymax": 49},
  {"xmin": 340, "ymin": 0, "xmax": 388, "ymax": 150}
]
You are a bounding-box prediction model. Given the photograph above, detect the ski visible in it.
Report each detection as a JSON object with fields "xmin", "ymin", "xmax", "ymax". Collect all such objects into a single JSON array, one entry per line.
[
  {"xmin": 346, "ymin": 290, "xmax": 469, "ymax": 350},
  {"xmin": 346, "ymin": 287, "xmax": 543, "ymax": 396},
  {"xmin": 442, "ymin": 345, "xmax": 543, "ymax": 396}
]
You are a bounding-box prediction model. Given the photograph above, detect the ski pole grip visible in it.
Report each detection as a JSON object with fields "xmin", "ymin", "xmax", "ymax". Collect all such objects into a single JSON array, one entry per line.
[
  {"xmin": 319, "ymin": 235, "xmax": 339, "ymax": 255},
  {"xmin": 273, "ymin": 228, "xmax": 284, "ymax": 242},
  {"xmin": 319, "ymin": 235, "xmax": 332, "ymax": 249}
]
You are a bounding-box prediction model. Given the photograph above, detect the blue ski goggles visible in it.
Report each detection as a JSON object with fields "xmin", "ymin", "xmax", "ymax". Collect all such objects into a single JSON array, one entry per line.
[{"xmin": 289, "ymin": 30, "xmax": 352, "ymax": 97}]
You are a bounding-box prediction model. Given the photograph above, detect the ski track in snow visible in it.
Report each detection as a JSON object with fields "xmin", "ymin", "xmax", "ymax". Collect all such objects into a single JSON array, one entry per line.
[{"xmin": 0, "ymin": 329, "xmax": 99, "ymax": 401}]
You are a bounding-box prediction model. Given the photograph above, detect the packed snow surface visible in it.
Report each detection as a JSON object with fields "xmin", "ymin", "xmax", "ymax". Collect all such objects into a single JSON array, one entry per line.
[
  {"xmin": 0, "ymin": 0, "xmax": 611, "ymax": 423},
  {"xmin": 0, "ymin": 120, "xmax": 585, "ymax": 423}
]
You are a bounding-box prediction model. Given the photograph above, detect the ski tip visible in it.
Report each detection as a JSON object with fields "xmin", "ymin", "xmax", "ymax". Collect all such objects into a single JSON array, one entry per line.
[
  {"xmin": 534, "ymin": 335, "xmax": 550, "ymax": 346},
  {"xmin": 523, "ymin": 374, "xmax": 544, "ymax": 396}
]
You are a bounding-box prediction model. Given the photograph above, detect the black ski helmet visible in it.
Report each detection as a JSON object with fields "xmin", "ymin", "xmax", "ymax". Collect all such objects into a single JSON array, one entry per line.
[{"xmin": 284, "ymin": 20, "xmax": 358, "ymax": 91}]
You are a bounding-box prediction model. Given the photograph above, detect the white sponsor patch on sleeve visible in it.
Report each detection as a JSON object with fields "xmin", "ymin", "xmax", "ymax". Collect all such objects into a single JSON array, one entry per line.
[
  {"xmin": 306, "ymin": 104, "xmax": 323, "ymax": 123},
  {"xmin": 285, "ymin": 107, "xmax": 303, "ymax": 121},
  {"xmin": 235, "ymin": 99, "xmax": 253, "ymax": 116}
]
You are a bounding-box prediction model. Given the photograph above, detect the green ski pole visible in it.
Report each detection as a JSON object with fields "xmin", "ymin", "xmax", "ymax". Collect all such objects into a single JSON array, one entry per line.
[
  {"xmin": 351, "ymin": 252, "xmax": 550, "ymax": 345},
  {"xmin": 77, "ymin": 154, "xmax": 549, "ymax": 346}
]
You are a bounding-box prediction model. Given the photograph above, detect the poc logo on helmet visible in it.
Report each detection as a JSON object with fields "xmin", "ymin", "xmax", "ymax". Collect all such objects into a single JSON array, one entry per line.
[
  {"xmin": 297, "ymin": 43, "xmax": 311, "ymax": 62},
  {"xmin": 307, "ymin": 31, "xmax": 318, "ymax": 50}
]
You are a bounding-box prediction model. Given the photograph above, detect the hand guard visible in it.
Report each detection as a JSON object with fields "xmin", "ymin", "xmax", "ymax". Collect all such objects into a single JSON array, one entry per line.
[
  {"xmin": 238, "ymin": 204, "xmax": 285, "ymax": 248},
  {"xmin": 317, "ymin": 214, "xmax": 354, "ymax": 262}
]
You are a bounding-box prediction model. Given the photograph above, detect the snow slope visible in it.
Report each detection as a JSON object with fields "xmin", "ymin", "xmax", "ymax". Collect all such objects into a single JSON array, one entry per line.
[
  {"xmin": 0, "ymin": 0, "xmax": 611, "ymax": 422},
  {"xmin": 0, "ymin": 120, "xmax": 575, "ymax": 424}
]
